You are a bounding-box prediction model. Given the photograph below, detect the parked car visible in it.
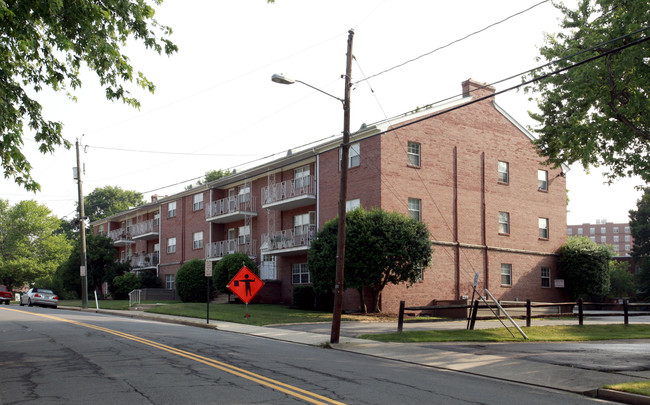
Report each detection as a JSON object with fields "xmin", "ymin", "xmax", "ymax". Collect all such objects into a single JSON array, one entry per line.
[
  {"xmin": 0, "ymin": 285, "xmax": 12, "ymax": 305},
  {"xmin": 19, "ymin": 288, "xmax": 58, "ymax": 309}
]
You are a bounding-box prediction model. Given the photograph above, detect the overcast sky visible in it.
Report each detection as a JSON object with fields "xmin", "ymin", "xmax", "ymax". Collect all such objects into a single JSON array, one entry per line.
[{"xmin": 2, "ymin": 0, "xmax": 645, "ymax": 224}]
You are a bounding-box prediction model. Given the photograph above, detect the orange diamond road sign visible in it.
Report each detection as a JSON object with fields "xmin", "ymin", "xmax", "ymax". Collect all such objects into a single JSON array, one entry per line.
[{"xmin": 227, "ymin": 266, "xmax": 264, "ymax": 304}]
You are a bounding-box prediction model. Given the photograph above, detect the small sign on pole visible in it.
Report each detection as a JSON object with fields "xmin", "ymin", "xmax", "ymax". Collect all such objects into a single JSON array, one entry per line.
[
  {"xmin": 473, "ymin": 272, "xmax": 480, "ymax": 287},
  {"xmin": 80, "ymin": 265, "xmax": 86, "ymax": 277},
  {"xmin": 205, "ymin": 260, "xmax": 213, "ymax": 277}
]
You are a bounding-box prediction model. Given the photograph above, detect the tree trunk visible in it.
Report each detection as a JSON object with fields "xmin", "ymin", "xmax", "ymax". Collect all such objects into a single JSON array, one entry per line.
[
  {"xmin": 372, "ymin": 289, "xmax": 383, "ymax": 313},
  {"xmin": 357, "ymin": 288, "xmax": 367, "ymax": 313}
]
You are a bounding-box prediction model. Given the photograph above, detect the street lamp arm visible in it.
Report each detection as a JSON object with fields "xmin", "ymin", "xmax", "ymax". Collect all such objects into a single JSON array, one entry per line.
[
  {"xmin": 294, "ymin": 80, "xmax": 344, "ymax": 104},
  {"xmin": 271, "ymin": 73, "xmax": 343, "ymax": 104}
]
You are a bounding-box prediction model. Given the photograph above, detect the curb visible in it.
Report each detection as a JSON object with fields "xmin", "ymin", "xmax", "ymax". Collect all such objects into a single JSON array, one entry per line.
[{"xmin": 597, "ymin": 389, "xmax": 650, "ymax": 405}]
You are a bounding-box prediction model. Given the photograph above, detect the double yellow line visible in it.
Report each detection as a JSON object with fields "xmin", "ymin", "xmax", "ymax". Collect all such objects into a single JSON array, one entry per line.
[{"xmin": 4, "ymin": 308, "xmax": 345, "ymax": 405}]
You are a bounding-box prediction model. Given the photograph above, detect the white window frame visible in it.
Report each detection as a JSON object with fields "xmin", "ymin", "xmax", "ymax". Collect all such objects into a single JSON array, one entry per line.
[
  {"xmin": 614, "ymin": 235, "xmax": 619, "ymax": 243},
  {"xmin": 498, "ymin": 211, "xmax": 510, "ymax": 235},
  {"xmin": 578, "ymin": 227, "xmax": 583, "ymax": 235},
  {"xmin": 294, "ymin": 166, "xmax": 310, "ymax": 190},
  {"xmin": 600, "ymin": 236, "xmax": 607, "ymax": 243},
  {"xmin": 541, "ymin": 267, "xmax": 551, "ymax": 288},
  {"xmin": 590, "ymin": 227, "xmax": 595, "ymax": 235},
  {"xmin": 407, "ymin": 141, "xmax": 421, "ymax": 167},
  {"xmin": 567, "ymin": 228, "xmax": 572, "ymax": 236},
  {"xmin": 238, "ymin": 225, "xmax": 251, "ymax": 245},
  {"xmin": 340, "ymin": 142, "xmax": 361, "ymax": 169},
  {"xmin": 167, "ymin": 201, "xmax": 177, "ymax": 218},
  {"xmin": 193, "ymin": 231, "xmax": 203, "ymax": 250},
  {"xmin": 537, "ymin": 170, "xmax": 548, "ymax": 191},
  {"xmin": 408, "ymin": 198, "xmax": 421, "ymax": 221},
  {"xmin": 498, "ymin": 161, "xmax": 509, "ymax": 184},
  {"xmin": 167, "ymin": 237, "xmax": 176, "ymax": 253},
  {"xmin": 294, "ymin": 212, "xmax": 315, "ymax": 236},
  {"xmin": 501, "ymin": 263, "xmax": 512, "ymax": 286},
  {"xmin": 625, "ymin": 226, "xmax": 630, "ymax": 233},
  {"xmin": 600, "ymin": 227, "xmax": 606, "ymax": 234},
  {"xmin": 238, "ymin": 185, "xmax": 251, "ymax": 203},
  {"xmin": 346, "ymin": 198, "xmax": 361, "ymax": 212},
  {"xmin": 292, "ymin": 263, "xmax": 310, "ymax": 284},
  {"xmin": 539, "ymin": 217, "xmax": 549, "ymax": 239},
  {"xmin": 193, "ymin": 193, "xmax": 204, "ymax": 211},
  {"xmin": 614, "ymin": 226, "xmax": 619, "ymax": 233},
  {"xmin": 165, "ymin": 274, "xmax": 175, "ymax": 290},
  {"xmin": 625, "ymin": 235, "xmax": 631, "ymax": 242}
]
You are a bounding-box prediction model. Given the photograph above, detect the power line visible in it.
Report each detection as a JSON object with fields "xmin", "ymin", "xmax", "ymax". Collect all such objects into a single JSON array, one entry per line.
[{"xmin": 354, "ymin": 0, "xmax": 551, "ymax": 85}]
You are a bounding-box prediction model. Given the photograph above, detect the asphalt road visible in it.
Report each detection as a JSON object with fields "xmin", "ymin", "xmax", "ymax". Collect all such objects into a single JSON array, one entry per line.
[{"xmin": 0, "ymin": 307, "xmax": 611, "ymax": 404}]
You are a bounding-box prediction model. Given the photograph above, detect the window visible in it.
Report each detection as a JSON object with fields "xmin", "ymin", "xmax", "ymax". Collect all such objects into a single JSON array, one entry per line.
[
  {"xmin": 614, "ymin": 226, "xmax": 619, "ymax": 233},
  {"xmin": 346, "ymin": 198, "xmax": 361, "ymax": 212},
  {"xmin": 238, "ymin": 185, "xmax": 251, "ymax": 203},
  {"xmin": 625, "ymin": 226, "xmax": 630, "ymax": 233},
  {"xmin": 541, "ymin": 267, "xmax": 551, "ymax": 288},
  {"xmin": 294, "ymin": 212, "xmax": 315, "ymax": 236},
  {"xmin": 501, "ymin": 263, "xmax": 512, "ymax": 286},
  {"xmin": 625, "ymin": 244, "xmax": 631, "ymax": 252},
  {"xmin": 498, "ymin": 211, "xmax": 510, "ymax": 235},
  {"xmin": 590, "ymin": 236, "xmax": 596, "ymax": 242},
  {"xmin": 341, "ymin": 142, "xmax": 361, "ymax": 169},
  {"xmin": 153, "ymin": 243, "xmax": 160, "ymax": 253},
  {"xmin": 408, "ymin": 198, "xmax": 421, "ymax": 221},
  {"xmin": 167, "ymin": 237, "xmax": 176, "ymax": 253},
  {"xmin": 294, "ymin": 166, "xmax": 310, "ymax": 189},
  {"xmin": 590, "ymin": 227, "xmax": 595, "ymax": 235},
  {"xmin": 407, "ymin": 142, "xmax": 421, "ymax": 167},
  {"xmin": 600, "ymin": 236, "xmax": 606, "ymax": 243},
  {"xmin": 578, "ymin": 227, "xmax": 583, "ymax": 235},
  {"xmin": 600, "ymin": 227, "xmax": 606, "ymax": 234},
  {"xmin": 537, "ymin": 170, "xmax": 548, "ymax": 191},
  {"xmin": 292, "ymin": 263, "xmax": 310, "ymax": 284},
  {"xmin": 167, "ymin": 201, "xmax": 177, "ymax": 218},
  {"xmin": 539, "ymin": 218, "xmax": 549, "ymax": 239},
  {"xmin": 193, "ymin": 231, "xmax": 203, "ymax": 249},
  {"xmin": 165, "ymin": 274, "xmax": 175, "ymax": 290},
  {"xmin": 567, "ymin": 228, "xmax": 572, "ymax": 235},
  {"xmin": 614, "ymin": 235, "xmax": 619, "ymax": 243},
  {"xmin": 238, "ymin": 225, "xmax": 250, "ymax": 245},
  {"xmin": 625, "ymin": 235, "xmax": 631, "ymax": 242},
  {"xmin": 497, "ymin": 161, "xmax": 509, "ymax": 184},
  {"xmin": 193, "ymin": 193, "xmax": 203, "ymax": 211},
  {"xmin": 98, "ymin": 225, "xmax": 104, "ymax": 235}
]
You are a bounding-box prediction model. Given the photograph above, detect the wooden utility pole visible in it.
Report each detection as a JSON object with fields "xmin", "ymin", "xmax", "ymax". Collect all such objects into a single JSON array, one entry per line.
[
  {"xmin": 330, "ymin": 29, "xmax": 354, "ymax": 344},
  {"xmin": 76, "ymin": 139, "xmax": 88, "ymax": 309}
]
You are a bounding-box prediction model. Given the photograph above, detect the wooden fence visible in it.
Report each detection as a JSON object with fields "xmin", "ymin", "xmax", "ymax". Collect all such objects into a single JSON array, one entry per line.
[{"xmin": 397, "ymin": 298, "xmax": 650, "ymax": 333}]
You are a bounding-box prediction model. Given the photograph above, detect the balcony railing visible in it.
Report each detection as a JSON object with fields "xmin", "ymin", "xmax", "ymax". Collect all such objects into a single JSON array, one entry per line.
[
  {"xmin": 206, "ymin": 239, "xmax": 258, "ymax": 260},
  {"xmin": 131, "ymin": 219, "xmax": 159, "ymax": 240},
  {"xmin": 206, "ymin": 195, "xmax": 257, "ymax": 223},
  {"xmin": 130, "ymin": 252, "xmax": 159, "ymax": 268},
  {"xmin": 108, "ymin": 228, "xmax": 135, "ymax": 246},
  {"xmin": 261, "ymin": 176, "xmax": 316, "ymax": 210},
  {"xmin": 262, "ymin": 225, "xmax": 316, "ymax": 254}
]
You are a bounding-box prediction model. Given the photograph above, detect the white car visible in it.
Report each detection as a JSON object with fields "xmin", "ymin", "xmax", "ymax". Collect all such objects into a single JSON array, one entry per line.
[{"xmin": 19, "ymin": 288, "xmax": 58, "ymax": 309}]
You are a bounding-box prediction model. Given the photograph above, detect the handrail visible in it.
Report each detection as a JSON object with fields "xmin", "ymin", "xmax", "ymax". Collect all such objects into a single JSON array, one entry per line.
[{"xmin": 128, "ymin": 289, "xmax": 142, "ymax": 308}]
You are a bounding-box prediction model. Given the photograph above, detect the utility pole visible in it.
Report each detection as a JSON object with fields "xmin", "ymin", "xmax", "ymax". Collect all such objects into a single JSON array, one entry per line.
[
  {"xmin": 75, "ymin": 139, "xmax": 88, "ymax": 309},
  {"xmin": 330, "ymin": 29, "xmax": 354, "ymax": 344}
]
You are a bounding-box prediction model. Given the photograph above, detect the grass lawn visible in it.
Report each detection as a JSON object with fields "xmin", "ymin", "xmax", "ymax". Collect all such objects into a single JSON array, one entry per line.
[
  {"xmin": 58, "ymin": 300, "xmax": 181, "ymax": 311},
  {"xmin": 605, "ymin": 381, "xmax": 650, "ymax": 396},
  {"xmin": 359, "ymin": 324, "xmax": 650, "ymax": 342}
]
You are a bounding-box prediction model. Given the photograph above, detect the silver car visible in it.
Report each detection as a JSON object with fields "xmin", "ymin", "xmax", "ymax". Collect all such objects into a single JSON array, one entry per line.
[{"xmin": 19, "ymin": 288, "xmax": 58, "ymax": 309}]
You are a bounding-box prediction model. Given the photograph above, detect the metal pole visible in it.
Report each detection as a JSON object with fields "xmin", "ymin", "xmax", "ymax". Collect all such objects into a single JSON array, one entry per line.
[
  {"xmin": 76, "ymin": 139, "xmax": 88, "ymax": 309},
  {"xmin": 330, "ymin": 29, "xmax": 354, "ymax": 344}
]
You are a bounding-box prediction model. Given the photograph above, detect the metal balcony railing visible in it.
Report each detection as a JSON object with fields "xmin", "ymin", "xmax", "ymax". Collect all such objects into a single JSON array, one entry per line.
[
  {"xmin": 206, "ymin": 195, "xmax": 257, "ymax": 219},
  {"xmin": 130, "ymin": 219, "xmax": 159, "ymax": 238},
  {"xmin": 261, "ymin": 176, "xmax": 316, "ymax": 205},
  {"xmin": 108, "ymin": 228, "xmax": 132, "ymax": 242},
  {"xmin": 206, "ymin": 239, "xmax": 257, "ymax": 260},
  {"xmin": 130, "ymin": 252, "xmax": 159, "ymax": 268},
  {"xmin": 262, "ymin": 225, "xmax": 316, "ymax": 252}
]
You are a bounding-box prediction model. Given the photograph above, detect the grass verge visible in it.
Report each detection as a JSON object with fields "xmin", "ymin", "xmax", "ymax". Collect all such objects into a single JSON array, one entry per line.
[
  {"xmin": 59, "ymin": 300, "xmax": 180, "ymax": 311},
  {"xmin": 605, "ymin": 381, "xmax": 650, "ymax": 396},
  {"xmin": 359, "ymin": 324, "xmax": 650, "ymax": 342}
]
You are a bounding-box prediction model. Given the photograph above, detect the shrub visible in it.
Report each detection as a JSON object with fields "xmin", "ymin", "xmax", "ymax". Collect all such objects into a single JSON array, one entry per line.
[
  {"xmin": 111, "ymin": 273, "xmax": 142, "ymax": 300},
  {"xmin": 558, "ymin": 236, "xmax": 611, "ymax": 300},
  {"xmin": 176, "ymin": 259, "xmax": 213, "ymax": 303},
  {"xmin": 213, "ymin": 253, "xmax": 258, "ymax": 294},
  {"xmin": 139, "ymin": 271, "xmax": 162, "ymax": 288},
  {"xmin": 292, "ymin": 285, "xmax": 315, "ymax": 310}
]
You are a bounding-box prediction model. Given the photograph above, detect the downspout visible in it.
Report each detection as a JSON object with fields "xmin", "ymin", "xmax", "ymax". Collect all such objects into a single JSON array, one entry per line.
[
  {"xmin": 453, "ymin": 146, "xmax": 460, "ymax": 299},
  {"xmin": 157, "ymin": 205, "xmax": 161, "ymax": 279},
  {"xmin": 481, "ymin": 152, "xmax": 489, "ymax": 290}
]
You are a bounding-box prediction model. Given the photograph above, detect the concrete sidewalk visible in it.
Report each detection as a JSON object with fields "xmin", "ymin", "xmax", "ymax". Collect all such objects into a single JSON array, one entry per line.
[{"xmin": 65, "ymin": 307, "xmax": 650, "ymax": 404}]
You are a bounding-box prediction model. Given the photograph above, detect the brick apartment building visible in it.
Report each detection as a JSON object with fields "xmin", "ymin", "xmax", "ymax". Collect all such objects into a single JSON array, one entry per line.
[
  {"xmin": 567, "ymin": 221, "xmax": 635, "ymax": 257},
  {"xmin": 92, "ymin": 79, "xmax": 569, "ymax": 313}
]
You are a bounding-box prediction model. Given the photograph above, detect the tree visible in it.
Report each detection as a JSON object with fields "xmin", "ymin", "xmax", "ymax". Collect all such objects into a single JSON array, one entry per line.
[
  {"xmin": 557, "ymin": 236, "xmax": 612, "ymax": 300},
  {"xmin": 176, "ymin": 259, "xmax": 213, "ymax": 303},
  {"xmin": 525, "ymin": 0, "xmax": 650, "ymax": 182},
  {"xmin": 84, "ymin": 186, "xmax": 145, "ymax": 223},
  {"xmin": 630, "ymin": 187, "xmax": 650, "ymax": 299},
  {"xmin": 0, "ymin": 200, "xmax": 72, "ymax": 290},
  {"xmin": 1, "ymin": 0, "xmax": 178, "ymax": 191},
  {"xmin": 213, "ymin": 253, "xmax": 258, "ymax": 295},
  {"xmin": 185, "ymin": 169, "xmax": 232, "ymax": 190},
  {"xmin": 110, "ymin": 273, "xmax": 142, "ymax": 300},
  {"xmin": 308, "ymin": 208, "xmax": 432, "ymax": 313},
  {"xmin": 607, "ymin": 260, "xmax": 636, "ymax": 299}
]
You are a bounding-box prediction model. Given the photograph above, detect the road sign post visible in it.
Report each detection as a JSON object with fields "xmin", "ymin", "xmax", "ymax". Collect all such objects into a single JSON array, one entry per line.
[
  {"xmin": 205, "ymin": 261, "xmax": 213, "ymax": 324},
  {"xmin": 227, "ymin": 266, "xmax": 264, "ymax": 319}
]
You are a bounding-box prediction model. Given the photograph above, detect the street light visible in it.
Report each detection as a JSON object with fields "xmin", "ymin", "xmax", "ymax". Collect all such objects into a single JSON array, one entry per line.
[{"xmin": 272, "ymin": 29, "xmax": 354, "ymax": 344}]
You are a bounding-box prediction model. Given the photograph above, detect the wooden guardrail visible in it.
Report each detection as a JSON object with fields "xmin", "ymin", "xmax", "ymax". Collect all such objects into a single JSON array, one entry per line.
[{"xmin": 397, "ymin": 299, "xmax": 650, "ymax": 333}]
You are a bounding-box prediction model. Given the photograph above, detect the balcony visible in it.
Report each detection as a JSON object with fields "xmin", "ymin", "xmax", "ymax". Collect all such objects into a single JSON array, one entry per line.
[
  {"xmin": 262, "ymin": 176, "xmax": 316, "ymax": 211},
  {"xmin": 131, "ymin": 219, "xmax": 160, "ymax": 241},
  {"xmin": 261, "ymin": 225, "xmax": 316, "ymax": 256},
  {"xmin": 206, "ymin": 239, "xmax": 258, "ymax": 261},
  {"xmin": 130, "ymin": 252, "xmax": 159, "ymax": 269},
  {"xmin": 109, "ymin": 228, "xmax": 135, "ymax": 247},
  {"xmin": 206, "ymin": 195, "xmax": 258, "ymax": 223}
]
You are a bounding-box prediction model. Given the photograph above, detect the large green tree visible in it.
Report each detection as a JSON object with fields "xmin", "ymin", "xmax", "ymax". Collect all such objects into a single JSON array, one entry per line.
[
  {"xmin": 0, "ymin": 200, "xmax": 72, "ymax": 290},
  {"xmin": 526, "ymin": 0, "xmax": 650, "ymax": 182},
  {"xmin": 84, "ymin": 185, "xmax": 145, "ymax": 223},
  {"xmin": 630, "ymin": 187, "xmax": 650, "ymax": 299},
  {"xmin": 308, "ymin": 208, "xmax": 432, "ymax": 313},
  {"xmin": 557, "ymin": 236, "xmax": 612, "ymax": 300},
  {"xmin": 1, "ymin": 0, "xmax": 177, "ymax": 191}
]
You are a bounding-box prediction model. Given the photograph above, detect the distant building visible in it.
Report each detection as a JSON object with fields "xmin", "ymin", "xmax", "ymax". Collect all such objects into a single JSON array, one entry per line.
[
  {"xmin": 567, "ymin": 220, "xmax": 634, "ymax": 257},
  {"xmin": 92, "ymin": 79, "xmax": 570, "ymax": 313}
]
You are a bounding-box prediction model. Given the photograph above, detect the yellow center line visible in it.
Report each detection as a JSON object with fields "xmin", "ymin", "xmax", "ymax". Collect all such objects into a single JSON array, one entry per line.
[{"xmin": 3, "ymin": 308, "xmax": 346, "ymax": 405}]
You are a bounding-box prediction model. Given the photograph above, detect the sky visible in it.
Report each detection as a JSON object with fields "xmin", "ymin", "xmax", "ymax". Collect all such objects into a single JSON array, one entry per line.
[{"xmin": 2, "ymin": 0, "xmax": 645, "ymax": 225}]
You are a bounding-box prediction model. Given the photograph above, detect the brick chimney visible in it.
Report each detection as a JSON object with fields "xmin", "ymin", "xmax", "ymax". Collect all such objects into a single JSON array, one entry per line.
[
  {"xmin": 151, "ymin": 194, "xmax": 159, "ymax": 203},
  {"xmin": 462, "ymin": 78, "xmax": 496, "ymax": 99}
]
